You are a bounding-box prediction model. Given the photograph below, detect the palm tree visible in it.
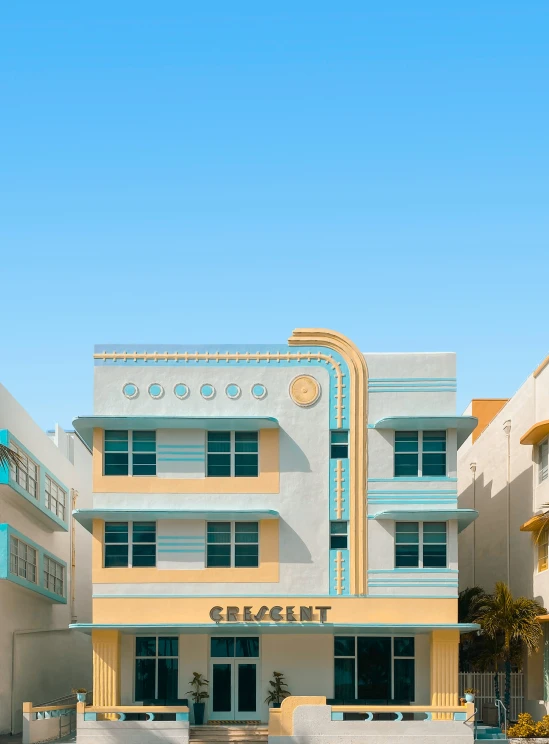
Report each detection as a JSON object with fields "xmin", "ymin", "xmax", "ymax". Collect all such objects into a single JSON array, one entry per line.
[
  {"xmin": 473, "ymin": 582, "xmax": 546, "ymax": 712},
  {"xmin": 0, "ymin": 444, "xmax": 22, "ymax": 471}
]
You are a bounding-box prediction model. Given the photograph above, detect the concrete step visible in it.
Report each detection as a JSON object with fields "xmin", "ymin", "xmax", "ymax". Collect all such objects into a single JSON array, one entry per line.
[{"xmin": 190, "ymin": 725, "xmax": 268, "ymax": 743}]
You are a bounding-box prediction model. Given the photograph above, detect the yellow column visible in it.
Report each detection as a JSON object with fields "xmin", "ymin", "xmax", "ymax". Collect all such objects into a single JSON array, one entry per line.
[
  {"xmin": 430, "ymin": 629, "xmax": 459, "ymax": 719},
  {"xmin": 92, "ymin": 630, "xmax": 121, "ymax": 707}
]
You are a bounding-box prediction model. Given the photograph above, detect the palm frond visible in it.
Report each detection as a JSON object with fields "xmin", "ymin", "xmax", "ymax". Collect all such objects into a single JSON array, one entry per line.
[{"xmin": 0, "ymin": 444, "xmax": 23, "ymax": 470}]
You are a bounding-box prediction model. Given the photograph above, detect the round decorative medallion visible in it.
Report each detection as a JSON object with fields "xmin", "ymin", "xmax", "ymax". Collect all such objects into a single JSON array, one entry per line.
[
  {"xmin": 225, "ymin": 383, "xmax": 241, "ymax": 400},
  {"xmin": 148, "ymin": 383, "xmax": 164, "ymax": 399},
  {"xmin": 200, "ymin": 383, "xmax": 215, "ymax": 400},
  {"xmin": 289, "ymin": 375, "xmax": 320, "ymax": 407},
  {"xmin": 251, "ymin": 383, "xmax": 267, "ymax": 400},
  {"xmin": 174, "ymin": 383, "xmax": 190, "ymax": 400},
  {"xmin": 122, "ymin": 383, "xmax": 138, "ymax": 399}
]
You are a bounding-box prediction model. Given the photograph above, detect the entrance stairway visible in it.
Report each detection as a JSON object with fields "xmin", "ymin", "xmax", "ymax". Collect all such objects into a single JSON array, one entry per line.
[
  {"xmin": 475, "ymin": 725, "xmax": 507, "ymax": 740},
  {"xmin": 190, "ymin": 725, "xmax": 268, "ymax": 744}
]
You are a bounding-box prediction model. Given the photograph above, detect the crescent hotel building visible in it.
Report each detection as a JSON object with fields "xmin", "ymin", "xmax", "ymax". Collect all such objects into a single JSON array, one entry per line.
[{"xmin": 71, "ymin": 329, "xmax": 478, "ymax": 726}]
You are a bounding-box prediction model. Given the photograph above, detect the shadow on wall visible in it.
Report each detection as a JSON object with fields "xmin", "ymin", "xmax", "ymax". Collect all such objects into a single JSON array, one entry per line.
[
  {"xmin": 279, "ymin": 430, "xmax": 312, "ymax": 474},
  {"xmin": 278, "ymin": 519, "xmax": 314, "ymax": 565},
  {"xmin": 459, "ymin": 465, "xmax": 534, "ymax": 598}
]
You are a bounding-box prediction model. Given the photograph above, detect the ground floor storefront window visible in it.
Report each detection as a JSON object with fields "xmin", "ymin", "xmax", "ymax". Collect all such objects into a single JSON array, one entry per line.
[
  {"xmin": 334, "ymin": 636, "xmax": 415, "ymax": 702},
  {"xmin": 135, "ymin": 636, "xmax": 179, "ymax": 700}
]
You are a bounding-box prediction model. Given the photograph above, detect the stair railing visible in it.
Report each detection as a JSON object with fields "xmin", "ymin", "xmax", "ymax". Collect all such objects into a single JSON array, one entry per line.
[
  {"xmin": 464, "ymin": 706, "xmax": 477, "ymax": 740},
  {"xmin": 495, "ymin": 698, "xmax": 508, "ymax": 740}
]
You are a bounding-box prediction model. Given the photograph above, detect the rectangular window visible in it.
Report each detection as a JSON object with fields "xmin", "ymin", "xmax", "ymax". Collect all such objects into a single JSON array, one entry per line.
[
  {"xmin": 395, "ymin": 522, "xmax": 447, "ymax": 568},
  {"xmin": 540, "ymin": 439, "xmax": 549, "ymax": 484},
  {"xmin": 9, "ymin": 535, "xmax": 37, "ymax": 583},
  {"xmin": 331, "ymin": 431, "xmax": 349, "ymax": 459},
  {"xmin": 422, "ymin": 431, "xmax": 446, "ymax": 476},
  {"xmin": 539, "ymin": 527, "xmax": 549, "ymax": 572},
  {"xmin": 104, "ymin": 431, "xmax": 156, "ymax": 476},
  {"xmin": 394, "ymin": 432, "xmax": 419, "ymax": 477},
  {"xmin": 45, "ymin": 475, "xmax": 66, "ymax": 520},
  {"xmin": 104, "ymin": 522, "xmax": 157, "ymax": 568},
  {"xmin": 394, "ymin": 431, "xmax": 447, "ymax": 477},
  {"xmin": 206, "ymin": 522, "xmax": 259, "ymax": 568},
  {"xmin": 330, "ymin": 521, "xmax": 348, "ymax": 549},
  {"xmin": 334, "ymin": 636, "xmax": 415, "ymax": 703},
  {"xmin": 207, "ymin": 432, "xmax": 259, "ymax": 477},
  {"xmin": 104, "ymin": 431, "xmax": 129, "ymax": 475},
  {"xmin": 9, "ymin": 443, "xmax": 39, "ymax": 499},
  {"xmin": 395, "ymin": 522, "xmax": 419, "ymax": 568},
  {"xmin": 43, "ymin": 555, "xmax": 65, "ymax": 596},
  {"xmin": 135, "ymin": 636, "xmax": 179, "ymax": 701}
]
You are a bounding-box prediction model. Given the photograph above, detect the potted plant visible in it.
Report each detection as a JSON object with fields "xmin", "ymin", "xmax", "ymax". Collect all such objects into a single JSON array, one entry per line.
[
  {"xmin": 265, "ymin": 671, "xmax": 291, "ymax": 708},
  {"xmin": 187, "ymin": 672, "xmax": 209, "ymax": 725},
  {"xmin": 73, "ymin": 688, "xmax": 87, "ymax": 703},
  {"xmin": 464, "ymin": 688, "xmax": 477, "ymax": 703}
]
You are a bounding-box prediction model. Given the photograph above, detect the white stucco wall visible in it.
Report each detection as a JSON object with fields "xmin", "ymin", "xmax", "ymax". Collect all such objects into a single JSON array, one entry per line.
[{"xmin": 0, "ymin": 384, "xmax": 93, "ymax": 733}]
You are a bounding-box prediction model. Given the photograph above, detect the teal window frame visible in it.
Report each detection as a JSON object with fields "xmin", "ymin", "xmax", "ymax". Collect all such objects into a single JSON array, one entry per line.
[
  {"xmin": 10, "ymin": 534, "xmax": 37, "ymax": 584},
  {"xmin": 43, "ymin": 554, "xmax": 65, "ymax": 597},
  {"xmin": 9, "ymin": 442, "xmax": 39, "ymax": 499},
  {"xmin": 104, "ymin": 431, "xmax": 157, "ymax": 476},
  {"xmin": 330, "ymin": 521, "xmax": 348, "ymax": 549},
  {"xmin": 45, "ymin": 474, "xmax": 66, "ymax": 520},
  {"xmin": 395, "ymin": 521, "xmax": 447, "ymax": 568},
  {"xmin": 334, "ymin": 635, "xmax": 415, "ymax": 702},
  {"xmin": 206, "ymin": 521, "xmax": 259, "ymax": 568},
  {"xmin": 135, "ymin": 636, "xmax": 179, "ymax": 701},
  {"xmin": 206, "ymin": 432, "xmax": 259, "ymax": 478},
  {"xmin": 331, "ymin": 431, "xmax": 349, "ymax": 459},
  {"xmin": 104, "ymin": 521, "xmax": 157, "ymax": 568},
  {"xmin": 394, "ymin": 431, "xmax": 447, "ymax": 477}
]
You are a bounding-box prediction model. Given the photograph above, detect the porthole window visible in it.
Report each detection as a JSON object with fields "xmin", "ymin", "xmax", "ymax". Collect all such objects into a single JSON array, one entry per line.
[
  {"xmin": 174, "ymin": 383, "xmax": 190, "ymax": 400},
  {"xmin": 148, "ymin": 383, "xmax": 164, "ymax": 399},
  {"xmin": 251, "ymin": 383, "xmax": 267, "ymax": 400},
  {"xmin": 201, "ymin": 384, "xmax": 215, "ymax": 400},
  {"xmin": 225, "ymin": 384, "xmax": 241, "ymax": 400},
  {"xmin": 122, "ymin": 383, "xmax": 138, "ymax": 399}
]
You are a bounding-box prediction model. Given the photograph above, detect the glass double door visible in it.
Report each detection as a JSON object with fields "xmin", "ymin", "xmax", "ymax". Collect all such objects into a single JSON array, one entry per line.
[{"xmin": 210, "ymin": 637, "xmax": 259, "ymax": 721}]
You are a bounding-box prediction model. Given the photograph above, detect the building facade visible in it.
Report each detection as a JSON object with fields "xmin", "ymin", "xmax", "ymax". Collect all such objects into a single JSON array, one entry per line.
[
  {"xmin": 0, "ymin": 383, "xmax": 92, "ymax": 734},
  {"xmin": 458, "ymin": 356, "xmax": 549, "ymax": 720},
  {"xmin": 72, "ymin": 329, "xmax": 477, "ymax": 724}
]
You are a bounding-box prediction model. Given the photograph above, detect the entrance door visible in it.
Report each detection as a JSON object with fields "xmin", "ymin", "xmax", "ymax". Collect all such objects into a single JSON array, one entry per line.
[{"xmin": 210, "ymin": 637, "xmax": 260, "ymax": 721}]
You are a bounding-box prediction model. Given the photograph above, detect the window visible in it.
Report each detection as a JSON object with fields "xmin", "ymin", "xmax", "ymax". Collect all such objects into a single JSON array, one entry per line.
[
  {"xmin": 10, "ymin": 536, "xmax": 37, "ymax": 583},
  {"xmin": 395, "ymin": 522, "xmax": 447, "ymax": 568},
  {"xmin": 334, "ymin": 636, "xmax": 415, "ymax": 703},
  {"xmin": 206, "ymin": 432, "xmax": 259, "ymax": 477},
  {"xmin": 331, "ymin": 431, "xmax": 349, "ymax": 459},
  {"xmin": 104, "ymin": 431, "xmax": 156, "ymax": 476},
  {"xmin": 135, "ymin": 637, "xmax": 178, "ymax": 701},
  {"xmin": 210, "ymin": 637, "xmax": 259, "ymax": 657},
  {"xmin": 394, "ymin": 431, "xmax": 446, "ymax": 477},
  {"xmin": 330, "ymin": 521, "xmax": 348, "ymax": 549},
  {"xmin": 9, "ymin": 444, "xmax": 39, "ymax": 499},
  {"xmin": 45, "ymin": 475, "xmax": 66, "ymax": 520},
  {"xmin": 538, "ymin": 527, "xmax": 548, "ymax": 572},
  {"xmin": 206, "ymin": 522, "xmax": 259, "ymax": 568},
  {"xmin": 540, "ymin": 439, "xmax": 549, "ymax": 484},
  {"xmin": 43, "ymin": 555, "xmax": 64, "ymax": 596},
  {"xmin": 104, "ymin": 522, "xmax": 157, "ymax": 568}
]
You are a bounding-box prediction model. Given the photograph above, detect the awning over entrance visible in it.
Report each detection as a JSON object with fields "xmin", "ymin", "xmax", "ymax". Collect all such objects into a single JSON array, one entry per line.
[
  {"xmin": 73, "ymin": 508, "xmax": 279, "ymax": 533},
  {"xmin": 70, "ymin": 622, "xmax": 479, "ymax": 635},
  {"xmin": 73, "ymin": 415, "xmax": 280, "ymax": 448}
]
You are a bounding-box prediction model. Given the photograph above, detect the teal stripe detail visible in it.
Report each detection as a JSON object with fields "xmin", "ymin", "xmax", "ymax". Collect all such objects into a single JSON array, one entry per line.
[
  {"xmin": 369, "ymin": 388, "xmax": 456, "ymax": 393},
  {"xmin": 158, "ymin": 548, "xmax": 203, "ymax": 553},
  {"xmin": 158, "ymin": 457, "xmax": 205, "ymax": 462},
  {"xmin": 368, "ymin": 568, "xmax": 458, "ymax": 573},
  {"xmin": 367, "ymin": 490, "xmax": 457, "ymax": 495},
  {"xmin": 368, "ymin": 477, "xmax": 457, "ymax": 482},
  {"xmin": 369, "ymin": 378, "xmax": 456, "ymax": 383},
  {"xmin": 368, "ymin": 582, "xmax": 458, "ymax": 587},
  {"xmin": 157, "ymin": 537, "xmax": 204, "ymax": 541},
  {"xmin": 157, "ymin": 444, "xmax": 205, "ymax": 449}
]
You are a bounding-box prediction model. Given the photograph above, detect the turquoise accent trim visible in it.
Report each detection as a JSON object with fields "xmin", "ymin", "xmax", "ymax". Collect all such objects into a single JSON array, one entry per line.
[
  {"xmin": 73, "ymin": 416, "xmax": 280, "ymax": 448},
  {"xmin": 424, "ymin": 712, "xmax": 433, "ymax": 720},
  {"xmin": 369, "ymin": 388, "xmax": 456, "ymax": 393},
  {"xmin": 372, "ymin": 415, "xmax": 477, "ymax": 447},
  {"xmin": 372, "ymin": 508, "xmax": 478, "ymax": 533},
  {"xmin": 368, "ymin": 582, "xmax": 458, "ymax": 587},
  {"xmin": 157, "ymin": 536, "xmax": 205, "ymax": 541},
  {"xmin": 123, "ymin": 384, "xmax": 137, "ymax": 397},
  {"xmin": 0, "ymin": 430, "xmax": 68, "ymax": 531},
  {"xmin": 329, "ymin": 459, "xmax": 349, "ymax": 520},
  {"xmin": 176, "ymin": 712, "xmax": 189, "ymax": 722},
  {"xmin": 331, "ymin": 712, "xmax": 344, "ymax": 721},
  {"xmin": 453, "ymin": 712, "xmax": 466, "ymax": 721},
  {"xmin": 149, "ymin": 384, "xmax": 163, "ymax": 397},
  {"xmin": 73, "ymin": 508, "xmax": 279, "ymax": 533},
  {"xmin": 252, "ymin": 384, "xmax": 266, "ymax": 398},
  {"xmin": 368, "ymin": 490, "xmax": 457, "ymax": 494},
  {"xmin": 369, "ymin": 378, "xmax": 456, "ymax": 383},
  {"xmin": 174, "ymin": 384, "xmax": 189, "ymax": 398},
  {"xmin": 373, "ymin": 479, "xmax": 458, "ymax": 484},
  {"xmin": 394, "ymin": 712, "xmax": 403, "ymax": 721},
  {"xmin": 157, "ymin": 457, "xmax": 205, "ymax": 462},
  {"xmin": 84, "ymin": 713, "xmax": 97, "ymax": 722},
  {"xmin": 0, "ymin": 523, "xmax": 67, "ymax": 603},
  {"xmin": 157, "ymin": 444, "xmax": 205, "ymax": 449},
  {"xmin": 158, "ymin": 548, "xmax": 203, "ymax": 553},
  {"xmin": 368, "ymin": 568, "xmax": 458, "ymax": 573},
  {"xmin": 329, "ymin": 548, "xmax": 349, "ymax": 596}
]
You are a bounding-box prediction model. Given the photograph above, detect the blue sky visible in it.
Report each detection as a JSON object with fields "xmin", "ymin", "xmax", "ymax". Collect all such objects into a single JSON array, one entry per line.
[{"xmin": 1, "ymin": 2, "xmax": 548, "ymax": 430}]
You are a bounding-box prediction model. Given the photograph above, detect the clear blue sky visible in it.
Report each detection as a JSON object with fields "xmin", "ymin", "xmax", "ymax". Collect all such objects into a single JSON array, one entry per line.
[{"xmin": 1, "ymin": 2, "xmax": 548, "ymax": 431}]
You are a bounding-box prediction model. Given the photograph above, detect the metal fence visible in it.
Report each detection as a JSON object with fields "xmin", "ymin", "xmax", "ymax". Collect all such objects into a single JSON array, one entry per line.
[{"xmin": 459, "ymin": 672, "xmax": 524, "ymax": 722}]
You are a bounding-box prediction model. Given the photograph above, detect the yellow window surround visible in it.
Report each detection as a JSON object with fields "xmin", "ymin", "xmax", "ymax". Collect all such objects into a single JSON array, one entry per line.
[
  {"xmin": 93, "ymin": 428, "xmax": 279, "ymax": 494},
  {"xmin": 92, "ymin": 518, "xmax": 279, "ymax": 583}
]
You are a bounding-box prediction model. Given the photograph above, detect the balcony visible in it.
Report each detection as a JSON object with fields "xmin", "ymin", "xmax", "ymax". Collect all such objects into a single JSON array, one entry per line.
[{"xmin": 0, "ymin": 430, "xmax": 68, "ymax": 531}]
